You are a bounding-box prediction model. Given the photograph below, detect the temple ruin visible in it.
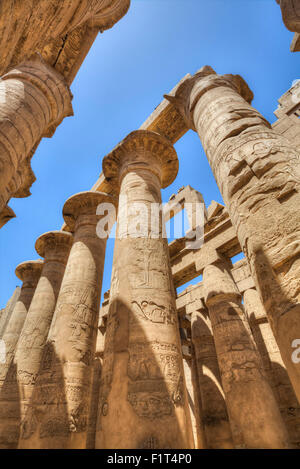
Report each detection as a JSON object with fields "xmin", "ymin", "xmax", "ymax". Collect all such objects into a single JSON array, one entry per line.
[{"xmin": 0, "ymin": 0, "xmax": 300, "ymax": 449}]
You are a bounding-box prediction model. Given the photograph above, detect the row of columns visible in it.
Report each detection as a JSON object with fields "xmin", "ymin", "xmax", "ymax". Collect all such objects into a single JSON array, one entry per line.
[
  {"xmin": 166, "ymin": 66, "xmax": 300, "ymax": 402},
  {"xmin": 1, "ymin": 66, "xmax": 300, "ymax": 445}
]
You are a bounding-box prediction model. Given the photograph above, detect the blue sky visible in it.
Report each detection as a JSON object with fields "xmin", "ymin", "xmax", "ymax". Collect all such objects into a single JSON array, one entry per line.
[{"xmin": 0, "ymin": 0, "xmax": 299, "ymax": 308}]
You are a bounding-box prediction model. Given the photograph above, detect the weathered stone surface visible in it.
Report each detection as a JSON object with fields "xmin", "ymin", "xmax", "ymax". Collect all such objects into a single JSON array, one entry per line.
[
  {"xmin": 0, "ymin": 54, "xmax": 73, "ymax": 216},
  {"xmin": 0, "ymin": 287, "xmax": 21, "ymax": 339},
  {"xmin": 0, "ymin": 0, "xmax": 131, "ymax": 76},
  {"xmin": 191, "ymin": 301, "xmax": 234, "ymax": 449},
  {"xmin": 244, "ymin": 288, "xmax": 300, "ymax": 448},
  {"xmin": 13, "ymin": 231, "xmax": 73, "ymax": 449},
  {"xmin": 166, "ymin": 66, "xmax": 300, "ymax": 403},
  {"xmin": 86, "ymin": 321, "xmax": 106, "ymax": 449},
  {"xmin": 277, "ymin": 0, "xmax": 300, "ymax": 33},
  {"xmin": 20, "ymin": 192, "xmax": 114, "ymax": 449},
  {"xmin": 203, "ymin": 257, "xmax": 290, "ymax": 448},
  {"xmin": 96, "ymin": 130, "xmax": 193, "ymax": 449},
  {"xmin": 0, "ymin": 260, "xmax": 43, "ymax": 449},
  {"xmin": 182, "ymin": 356, "xmax": 205, "ymax": 449}
]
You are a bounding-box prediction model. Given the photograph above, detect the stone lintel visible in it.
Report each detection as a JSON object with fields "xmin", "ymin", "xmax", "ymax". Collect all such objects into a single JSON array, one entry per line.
[
  {"xmin": 89, "ymin": 69, "xmax": 253, "ymax": 198},
  {"xmin": 171, "ymin": 212, "xmax": 240, "ymax": 288},
  {"xmin": 165, "ymin": 185, "xmax": 208, "ymax": 224}
]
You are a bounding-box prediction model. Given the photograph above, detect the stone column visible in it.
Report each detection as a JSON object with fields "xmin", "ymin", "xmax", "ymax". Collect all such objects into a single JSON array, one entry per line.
[
  {"xmin": 243, "ymin": 288, "xmax": 300, "ymax": 448},
  {"xmin": 21, "ymin": 191, "xmax": 115, "ymax": 449},
  {"xmin": 95, "ymin": 130, "xmax": 193, "ymax": 449},
  {"xmin": 0, "ymin": 53, "xmax": 73, "ymax": 218},
  {"xmin": 0, "ymin": 260, "xmax": 43, "ymax": 448},
  {"xmin": 0, "ymin": 287, "xmax": 21, "ymax": 338},
  {"xmin": 182, "ymin": 355, "xmax": 205, "ymax": 449},
  {"xmin": 203, "ymin": 255, "xmax": 290, "ymax": 448},
  {"xmin": 166, "ymin": 66, "xmax": 300, "ymax": 402},
  {"xmin": 190, "ymin": 302, "xmax": 234, "ymax": 449},
  {"xmin": 86, "ymin": 324, "xmax": 106, "ymax": 449},
  {"xmin": 13, "ymin": 231, "xmax": 73, "ymax": 447},
  {"xmin": 0, "ymin": 260, "xmax": 43, "ymax": 388}
]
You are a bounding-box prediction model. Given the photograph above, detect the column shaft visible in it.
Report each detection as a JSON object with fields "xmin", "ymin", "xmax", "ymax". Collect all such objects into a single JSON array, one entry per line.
[
  {"xmin": 0, "ymin": 260, "xmax": 43, "ymax": 448},
  {"xmin": 14, "ymin": 231, "xmax": 73, "ymax": 447},
  {"xmin": 191, "ymin": 306, "xmax": 234, "ymax": 448},
  {"xmin": 0, "ymin": 287, "xmax": 21, "ymax": 338},
  {"xmin": 203, "ymin": 258, "xmax": 289, "ymax": 448},
  {"xmin": 21, "ymin": 192, "xmax": 112, "ymax": 449},
  {"xmin": 244, "ymin": 288, "xmax": 300, "ymax": 448},
  {"xmin": 96, "ymin": 130, "xmax": 193, "ymax": 449}
]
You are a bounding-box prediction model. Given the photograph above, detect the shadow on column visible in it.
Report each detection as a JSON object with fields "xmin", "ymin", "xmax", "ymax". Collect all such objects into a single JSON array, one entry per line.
[
  {"xmin": 0, "ymin": 361, "xmax": 21, "ymax": 448},
  {"xmin": 97, "ymin": 297, "xmax": 191, "ymax": 449},
  {"xmin": 191, "ymin": 313, "xmax": 234, "ymax": 448},
  {"xmin": 253, "ymin": 247, "xmax": 300, "ymax": 403},
  {"xmin": 18, "ymin": 342, "xmax": 69, "ymax": 449},
  {"xmin": 248, "ymin": 297, "xmax": 300, "ymax": 448}
]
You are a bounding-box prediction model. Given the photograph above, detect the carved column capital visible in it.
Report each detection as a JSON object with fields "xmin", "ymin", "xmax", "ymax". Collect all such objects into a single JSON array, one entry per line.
[
  {"xmin": 164, "ymin": 66, "xmax": 253, "ymax": 131},
  {"xmin": 35, "ymin": 230, "xmax": 73, "ymax": 263},
  {"xmin": 91, "ymin": 0, "xmax": 131, "ymax": 32},
  {"xmin": 15, "ymin": 260, "xmax": 44, "ymax": 288},
  {"xmin": 0, "ymin": 53, "xmax": 73, "ymax": 219},
  {"xmin": 277, "ymin": 0, "xmax": 300, "ymax": 33},
  {"xmin": 2, "ymin": 53, "xmax": 74, "ymax": 136},
  {"xmin": 63, "ymin": 190, "xmax": 116, "ymax": 232},
  {"xmin": 102, "ymin": 130, "xmax": 178, "ymax": 191}
]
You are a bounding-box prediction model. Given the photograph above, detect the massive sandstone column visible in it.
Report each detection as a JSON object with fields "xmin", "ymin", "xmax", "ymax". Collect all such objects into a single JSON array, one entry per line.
[
  {"xmin": 14, "ymin": 231, "xmax": 73, "ymax": 447},
  {"xmin": 21, "ymin": 191, "xmax": 114, "ymax": 449},
  {"xmin": 95, "ymin": 130, "xmax": 194, "ymax": 449},
  {"xmin": 190, "ymin": 302, "xmax": 234, "ymax": 449},
  {"xmin": 165, "ymin": 66, "xmax": 300, "ymax": 401},
  {"xmin": 203, "ymin": 256, "xmax": 290, "ymax": 448},
  {"xmin": 0, "ymin": 260, "xmax": 43, "ymax": 388},
  {"xmin": 243, "ymin": 288, "xmax": 300, "ymax": 448},
  {"xmin": 0, "ymin": 287, "xmax": 21, "ymax": 339},
  {"xmin": 0, "ymin": 54, "xmax": 73, "ymax": 219},
  {"xmin": 0, "ymin": 260, "xmax": 43, "ymax": 448}
]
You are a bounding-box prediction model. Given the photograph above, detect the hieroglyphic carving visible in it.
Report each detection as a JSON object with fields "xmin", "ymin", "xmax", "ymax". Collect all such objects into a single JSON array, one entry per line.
[
  {"xmin": 131, "ymin": 299, "xmax": 176, "ymax": 325},
  {"xmin": 127, "ymin": 341, "xmax": 184, "ymax": 419},
  {"xmin": 138, "ymin": 435, "xmax": 159, "ymax": 449},
  {"xmin": 128, "ymin": 238, "xmax": 174, "ymax": 293}
]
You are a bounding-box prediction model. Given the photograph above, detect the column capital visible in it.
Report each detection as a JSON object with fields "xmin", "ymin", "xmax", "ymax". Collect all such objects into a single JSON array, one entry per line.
[
  {"xmin": 277, "ymin": 0, "xmax": 300, "ymax": 33},
  {"xmin": 91, "ymin": 0, "xmax": 131, "ymax": 32},
  {"xmin": 35, "ymin": 230, "xmax": 73, "ymax": 258},
  {"xmin": 102, "ymin": 130, "xmax": 178, "ymax": 190},
  {"xmin": 2, "ymin": 53, "xmax": 74, "ymax": 137},
  {"xmin": 63, "ymin": 190, "xmax": 116, "ymax": 231},
  {"xmin": 15, "ymin": 260, "xmax": 44, "ymax": 284},
  {"xmin": 164, "ymin": 66, "xmax": 253, "ymax": 131}
]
